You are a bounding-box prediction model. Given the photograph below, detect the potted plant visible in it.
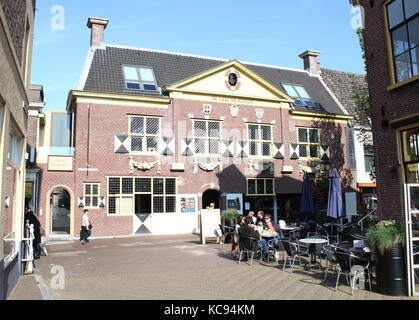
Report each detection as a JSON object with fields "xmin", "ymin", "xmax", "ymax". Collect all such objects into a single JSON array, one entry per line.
[
  {"xmin": 366, "ymin": 220, "xmax": 407, "ymax": 296},
  {"xmin": 221, "ymin": 209, "xmax": 240, "ymax": 227}
]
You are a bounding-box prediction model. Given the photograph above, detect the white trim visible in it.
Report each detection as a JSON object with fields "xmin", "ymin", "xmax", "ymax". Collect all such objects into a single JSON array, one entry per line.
[
  {"xmin": 105, "ymin": 44, "xmax": 308, "ymax": 74},
  {"xmin": 77, "ymin": 47, "xmax": 98, "ymax": 90},
  {"xmin": 317, "ymin": 75, "xmax": 350, "ymax": 115}
]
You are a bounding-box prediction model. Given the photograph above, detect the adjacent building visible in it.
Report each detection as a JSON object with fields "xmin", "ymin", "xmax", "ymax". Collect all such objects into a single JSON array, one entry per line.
[
  {"xmin": 353, "ymin": 0, "xmax": 419, "ymax": 296},
  {"xmin": 33, "ymin": 17, "xmax": 357, "ymax": 239},
  {"xmin": 0, "ymin": 0, "xmax": 36, "ymax": 299}
]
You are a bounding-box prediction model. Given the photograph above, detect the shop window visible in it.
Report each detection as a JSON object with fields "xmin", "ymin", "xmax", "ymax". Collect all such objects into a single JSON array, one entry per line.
[
  {"xmin": 129, "ymin": 116, "xmax": 161, "ymax": 154},
  {"xmin": 84, "ymin": 183, "xmax": 100, "ymax": 208},
  {"xmin": 248, "ymin": 124, "xmax": 273, "ymax": 158},
  {"xmin": 123, "ymin": 66, "xmax": 158, "ymax": 91},
  {"xmin": 298, "ymin": 127, "xmax": 320, "ymax": 160},
  {"xmin": 108, "ymin": 177, "xmax": 177, "ymax": 215},
  {"xmin": 193, "ymin": 120, "xmax": 222, "ymax": 156},
  {"xmin": 247, "ymin": 179, "xmax": 275, "ymax": 195},
  {"xmin": 386, "ymin": 0, "xmax": 419, "ymax": 83}
]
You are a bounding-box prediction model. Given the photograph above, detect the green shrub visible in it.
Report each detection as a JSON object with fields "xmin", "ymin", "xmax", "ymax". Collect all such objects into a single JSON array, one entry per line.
[
  {"xmin": 221, "ymin": 209, "xmax": 240, "ymax": 226},
  {"xmin": 366, "ymin": 220, "xmax": 405, "ymax": 256}
]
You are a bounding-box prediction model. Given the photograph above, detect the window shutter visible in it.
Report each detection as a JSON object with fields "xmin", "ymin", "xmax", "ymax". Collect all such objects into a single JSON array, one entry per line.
[
  {"xmin": 99, "ymin": 197, "xmax": 106, "ymax": 208},
  {"xmin": 160, "ymin": 137, "xmax": 175, "ymax": 156},
  {"xmin": 290, "ymin": 144, "xmax": 300, "ymax": 160},
  {"xmin": 321, "ymin": 145, "xmax": 330, "ymax": 161},
  {"xmin": 181, "ymin": 138, "xmax": 194, "ymax": 156},
  {"xmin": 273, "ymin": 142, "xmax": 285, "ymax": 159},
  {"xmin": 115, "ymin": 135, "xmax": 131, "ymax": 154},
  {"xmin": 222, "ymin": 140, "xmax": 234, "ymax": 157},
  {"xmin": 237, "ymin": 141, "xmax": 249, "ymax": 158},
  {"xmin": 78, "ymin": 197, "xmax": 85, "ymax": 208}
]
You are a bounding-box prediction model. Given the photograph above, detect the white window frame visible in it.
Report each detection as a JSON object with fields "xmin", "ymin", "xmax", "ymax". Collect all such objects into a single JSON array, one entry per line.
[
  {"xmin": 247, "ymin": 123, "xmax": 273, "ymax": 159},
  {"xmin": 83, "ymin": 183, "xmax": 101, "ymax": 209},
  {"xmin": 129, "ymin": 115, "xmax": 161, "ymax": 155},
  {"xmin": 122, "ymin": 65, "xmax": 158, "ymax": 92},
  {"xmin": 193, "ymin": 120, "xmax": 222, "ymax": 157},
  {"xmin": 246, "ymin": 179, "xmax": 275, "ymax": 196}
]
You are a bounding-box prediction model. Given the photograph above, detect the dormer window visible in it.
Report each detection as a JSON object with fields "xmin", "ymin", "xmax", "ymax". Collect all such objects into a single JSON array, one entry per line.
[
  {"xmin": 282, "ymin": 83, "xmax": 316, "ymax": 107},
  {"xmin": 123, "ymin": 66, "xmax": 158, "ymax": 91}
]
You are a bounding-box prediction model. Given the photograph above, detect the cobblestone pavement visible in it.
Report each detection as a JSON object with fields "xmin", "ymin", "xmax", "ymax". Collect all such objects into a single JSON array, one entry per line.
[{"xmin": 10, "ymin": 234, "xmax": 418, "ymax": 300}]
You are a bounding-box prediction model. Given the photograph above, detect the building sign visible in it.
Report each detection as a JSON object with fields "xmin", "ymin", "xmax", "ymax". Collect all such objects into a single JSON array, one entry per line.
[
  {"xmin": 48, "ymin": 156, "xmax": 74, "ymax": 172},
  {"xmin": 211, "ymin": 96, "xmax": 254, "ymax": 105},
  {"xmin": 347, "ymin": 127, "xmax": 356, "ymax": 169}
]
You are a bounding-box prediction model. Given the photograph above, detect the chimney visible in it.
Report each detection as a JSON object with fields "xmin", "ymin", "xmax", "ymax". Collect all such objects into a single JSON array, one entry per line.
[
  {"xmin": 299, "ymin": 50, "xmax": 321, "ymax": 75},
  {"xmin": 87, "ymin": 17, "xmax": 109, "ymax": 47}
]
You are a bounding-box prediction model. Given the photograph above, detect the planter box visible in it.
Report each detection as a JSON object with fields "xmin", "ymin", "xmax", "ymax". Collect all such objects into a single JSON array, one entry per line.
[{"xmin": 375, "ymin": 245, "xmax": 407, "ymax": 296}]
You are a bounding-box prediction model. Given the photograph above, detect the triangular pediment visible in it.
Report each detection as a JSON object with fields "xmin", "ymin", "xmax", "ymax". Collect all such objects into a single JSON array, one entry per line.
[{"xmin": 165, "ymin": 60, "xmax": 294, "ymax": 103}]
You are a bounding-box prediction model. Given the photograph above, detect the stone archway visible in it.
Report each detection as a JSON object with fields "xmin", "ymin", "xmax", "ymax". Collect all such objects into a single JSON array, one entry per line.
[{"xmin": 46, "ymin": 186, "xmax": 74, "ymax": 236}]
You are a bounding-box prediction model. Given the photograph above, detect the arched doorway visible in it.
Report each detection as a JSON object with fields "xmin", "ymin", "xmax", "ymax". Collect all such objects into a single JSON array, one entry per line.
[
  {"xmin": 50, "ymin": 187, "xmax": 71, "ymax": 235},
  {"xmin": 202, "ymin": 190, "xmax": 220, "ymax": 209}
]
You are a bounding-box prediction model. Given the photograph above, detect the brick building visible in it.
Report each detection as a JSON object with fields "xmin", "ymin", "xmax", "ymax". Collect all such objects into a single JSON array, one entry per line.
[
  {"xmin": 353, "ymin": 0, "xmax": 419, "ymax": 296},
  {"xmin": 35, "ymin": 17, "xmax": 356, "ymax": 240},
  {"xmin": 0, "ymin": 0, "xmax": 36, "ymax": 299}
]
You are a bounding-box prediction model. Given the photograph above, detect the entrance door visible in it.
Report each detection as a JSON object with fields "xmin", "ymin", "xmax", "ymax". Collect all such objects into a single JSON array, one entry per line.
[
  {"xmin": 202, "ymin": 190, "xmax": 220, "ymax": 209},
  {"xmin": 50, "ymin": 188, "xmax": 71, "ymax": 235},
  {"xmin": 405, "ymin": 184, "xmax": 419, "ymax": 296},
  {"xmin": 134, "ymin": 194, "xmax": 152, "ymax": 234}
]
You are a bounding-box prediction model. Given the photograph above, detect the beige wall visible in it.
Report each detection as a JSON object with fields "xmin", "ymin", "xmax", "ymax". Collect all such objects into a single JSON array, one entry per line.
[{"xmin": 0, "ymin": 0, "xmax": 35, "ymax": 268}]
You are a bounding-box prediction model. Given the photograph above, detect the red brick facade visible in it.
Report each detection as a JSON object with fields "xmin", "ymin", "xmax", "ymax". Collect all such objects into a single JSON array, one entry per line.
[{"xmin": 360, "ymin": 0, "xmax": 419, "ymax": 221}]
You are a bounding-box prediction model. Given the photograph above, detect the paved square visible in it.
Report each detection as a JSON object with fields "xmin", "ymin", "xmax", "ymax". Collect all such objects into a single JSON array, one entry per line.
[{"xmin": 9, "ymin": 235, "xmax": 418, "ymax": 300}]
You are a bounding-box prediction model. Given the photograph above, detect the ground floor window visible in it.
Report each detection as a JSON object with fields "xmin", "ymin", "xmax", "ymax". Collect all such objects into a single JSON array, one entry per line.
[
  {"xmin": 108, "ymin": 177, "xmax": 177, "ymax": 215},
  {"xmin": 83, "ymin": 183, "xmax": 100, "ymax": 208}
]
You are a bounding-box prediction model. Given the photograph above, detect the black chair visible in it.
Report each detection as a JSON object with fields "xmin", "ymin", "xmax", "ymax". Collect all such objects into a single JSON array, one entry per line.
[
  {"xmin": 237, "ymin": 235, "xmax": 261, "ymax": 265},
  {"xmin": 322, "ymin": 244, "xmax": 339, "ymax": 281},
  {"xmin": 219, "ymin": 224, "xmax": 235, "ymax": 244},
  {"xmin": 333, "ymin": 247, "xmax": 372, "ymax": 295},
  {"xmin": 280, "ymin": 238, "xmax": 309, "ymax": 273}
]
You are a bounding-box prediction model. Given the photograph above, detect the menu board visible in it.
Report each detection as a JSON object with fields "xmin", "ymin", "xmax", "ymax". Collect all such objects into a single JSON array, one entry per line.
[{"xmin": 200, "ymin": 209, "xmax": 221, "ymax": 245}]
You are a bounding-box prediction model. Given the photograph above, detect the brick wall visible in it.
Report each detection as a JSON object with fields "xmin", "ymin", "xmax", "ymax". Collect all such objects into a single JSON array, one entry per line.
[
  {"xmin": 37, "ymin": 97, "xmax": 351, "ymax": 237},
  {"xmin": 360, "ymin": 0, "xmax": 419, "ymax": 221}
]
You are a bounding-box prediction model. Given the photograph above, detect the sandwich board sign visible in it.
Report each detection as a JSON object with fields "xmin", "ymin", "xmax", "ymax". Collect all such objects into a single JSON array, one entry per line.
[{"xmin": 199, "ymin": 209, "xmax": 221, "ymax": 245}]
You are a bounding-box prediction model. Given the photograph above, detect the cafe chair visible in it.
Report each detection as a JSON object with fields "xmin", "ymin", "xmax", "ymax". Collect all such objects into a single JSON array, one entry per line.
[
  {"xmin": 280, "ymin": 238, "xmax": 309, "ymax": 273},
  {"xmin": 237, "ymin": 235, "xmax": 261, "ymax": 266},
  {"xmin": 333, "ymin": 247, "xmax": 372, "ymax": 295},
  {"xmin": 219, "ymin": 224, "xmax": 235, "ymax": 245},
  {"xmin": 322, "ymin": 245, "xmax": 339, "ymax": 281}
]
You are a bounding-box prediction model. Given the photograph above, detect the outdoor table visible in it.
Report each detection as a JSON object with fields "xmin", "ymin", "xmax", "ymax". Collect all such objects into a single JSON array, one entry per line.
[
  {"xmin": 299, "ymin": 238, "xmax": 328, "ymax": 271},
  {"xmin": 260, "ymin": 231, "xmax": 278, "ymax": 239},
  {"xmin": 280, "ymin": 226, "xmax": 301, "ymax": 231}
]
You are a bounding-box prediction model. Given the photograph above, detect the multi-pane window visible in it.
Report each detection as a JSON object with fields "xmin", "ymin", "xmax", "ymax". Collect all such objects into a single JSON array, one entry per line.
[
  {"xmin": 123, "ymin": 66, "xmax": 158, "ymax": 91},
  {"xmin": 130, "ymin": 116, "xmax": 161, "ymax": 153},
  {"xmin": 193, "ymin": 120, "xmax": 222, "ymax": 155},
  {"xmin": 8, "ymin": 123, "xmax": 23, "ymax": 166},
  {"xmin": 247, "ymin": 179, "xmax": 275, "ymax": 195},
  {"xmin": 282, "ymin": 83, "xmax": 316, "ymax": 108},
  {"xmin": 364, "ymin": 145, "xmax": 375, "ymax": 173},
  {"xmin": 108, "ymin": 177, "xmax": 176, "ymax": 215},
  {"xmin": 248, "ymin": 124, "xmax": 273, "ymax": 158},
  {"xmin": 84, "ymin": 183, "xmax": 100, "ymax": 208},
  {"xmin": 386, "ymin": 0, "xmax": 419, "ymax": 83},
  {"xmin": 298, "ymin": 128, "xmax": 320, "ymax": 159}
]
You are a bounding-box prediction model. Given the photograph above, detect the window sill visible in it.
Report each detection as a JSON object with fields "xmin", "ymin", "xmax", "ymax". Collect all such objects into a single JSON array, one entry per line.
[
  {"xmin": 387, "ymin": 75, "xmax": 419, "ymax": 91},
  {"xmin": 129, "ymin": 152, "xmax": 160, "ymax": 156}
]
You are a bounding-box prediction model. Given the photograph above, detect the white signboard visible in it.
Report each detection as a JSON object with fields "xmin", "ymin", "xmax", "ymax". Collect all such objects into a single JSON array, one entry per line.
[{"xmin": 200, "ymin": 209, "xmax": 221, "ymax": 244}]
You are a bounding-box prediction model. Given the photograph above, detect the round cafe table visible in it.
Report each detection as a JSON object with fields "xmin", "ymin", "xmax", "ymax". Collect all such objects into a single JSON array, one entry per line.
[
  {"xmin": 260, "ymin": 231, "xmax": 278, "ymax": 239},
  {"xmin": 298, "ymin": 238, "xmax": 328, "ymax": 270}
]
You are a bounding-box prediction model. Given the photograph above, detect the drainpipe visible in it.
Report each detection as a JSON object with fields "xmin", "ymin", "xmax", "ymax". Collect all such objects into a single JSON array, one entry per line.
[{"xmin": 86, "ymin": 104, "xmax": 91, "ymax": 177}]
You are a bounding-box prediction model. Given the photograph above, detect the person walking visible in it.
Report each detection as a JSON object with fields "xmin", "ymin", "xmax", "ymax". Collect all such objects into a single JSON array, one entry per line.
[
  {"xmin": 24, "ymin": 207, "xmax": 42, "ymax": 259},
  {"xmin": 80, "ymin": 209, "xmax": 92, "ymax": 245}
]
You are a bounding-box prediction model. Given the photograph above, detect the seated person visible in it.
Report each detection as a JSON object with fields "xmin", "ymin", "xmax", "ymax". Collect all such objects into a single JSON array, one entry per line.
[
  {"xmin": 256, "ymin": 211, "xmax": 265, "ymax": 225},
  {"xmin": 264, "ymin": 215, "xmax": 284, "ymax": 248},
  {"xmin": 238, "ymin": 216, "xmax": 269, "ymax": 257},
  {"xmin": 231, "ymin": 215, "xmax": 245, "ymax": 256},
  {"xmin": 248, "ymin": 211, "xmax": 257, "ymax": 224}
]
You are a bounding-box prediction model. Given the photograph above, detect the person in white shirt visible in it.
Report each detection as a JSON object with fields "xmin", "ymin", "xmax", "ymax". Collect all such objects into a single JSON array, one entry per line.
[{"xmin": 80, "ymin": 209, "xmax": 92, "ymax": 245}]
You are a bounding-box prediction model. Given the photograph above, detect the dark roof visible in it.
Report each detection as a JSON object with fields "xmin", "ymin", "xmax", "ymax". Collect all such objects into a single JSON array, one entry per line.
[
  {"xmin": 82, "ymin": 45, "xmax": 347, "ymax": 115},
  {"xmin": 320, "ymin": 68, "xmax": 367, "ymax": 116}
]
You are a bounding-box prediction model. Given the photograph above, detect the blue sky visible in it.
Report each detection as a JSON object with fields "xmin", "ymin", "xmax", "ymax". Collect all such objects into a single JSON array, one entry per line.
[{"xmin": 31, "ymin": 0, "xmax": 364, "ymax": 111}]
